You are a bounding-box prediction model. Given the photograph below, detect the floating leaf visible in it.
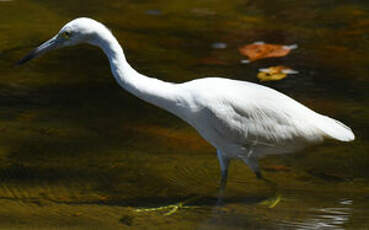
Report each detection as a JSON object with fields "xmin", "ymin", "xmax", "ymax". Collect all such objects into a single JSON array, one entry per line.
[
  {"xmin": 258, "ymin": 72, "xmax": 286, "ymax": 82},
  {"xmin": 257, "ymin": 66, "xmax": 298, "ymax": 82},
  {"xmin": 239, "ymin": 42, "xmax": 297, "ymax": 62}
]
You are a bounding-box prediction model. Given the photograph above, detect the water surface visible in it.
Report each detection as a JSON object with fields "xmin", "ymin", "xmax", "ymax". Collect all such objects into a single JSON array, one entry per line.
[{"xmin": 0, "ymin": 0, "xmax": 368, "ymax": 229}]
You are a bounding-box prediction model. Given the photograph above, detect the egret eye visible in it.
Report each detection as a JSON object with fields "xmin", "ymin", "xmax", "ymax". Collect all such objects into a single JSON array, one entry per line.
[{"xmin": 62, "ymin": 31, "xmax": 71, "ymax": 39}]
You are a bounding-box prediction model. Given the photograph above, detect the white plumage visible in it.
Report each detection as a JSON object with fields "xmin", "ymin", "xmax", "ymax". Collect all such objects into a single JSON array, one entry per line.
[{"xmin": 18, "ymin": 18, "xmax": 355, "ymax": 190}]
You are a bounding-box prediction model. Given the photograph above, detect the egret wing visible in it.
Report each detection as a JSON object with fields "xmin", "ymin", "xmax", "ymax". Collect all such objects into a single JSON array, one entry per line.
[{"xmin": 190, "ymin": 78, "xmax": 324, "ymax": 156}]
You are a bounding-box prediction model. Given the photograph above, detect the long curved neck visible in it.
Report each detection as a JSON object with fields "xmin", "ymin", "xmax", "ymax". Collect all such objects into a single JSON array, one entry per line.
[{"xmin": 93, "ymin": 30, "xmax": 182, "ymax": 114}]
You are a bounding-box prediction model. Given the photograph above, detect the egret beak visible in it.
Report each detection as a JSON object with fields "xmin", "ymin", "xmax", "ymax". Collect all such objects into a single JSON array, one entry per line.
[{"xmin": 16, "ymin": 36, "xmax": 61, "ymax": 65}]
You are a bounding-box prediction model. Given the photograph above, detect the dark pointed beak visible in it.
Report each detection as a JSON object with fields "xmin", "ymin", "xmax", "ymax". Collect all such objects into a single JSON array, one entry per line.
[{"xmin": 16, "ymin": 36, "xmax": 60, "ymax": 65}]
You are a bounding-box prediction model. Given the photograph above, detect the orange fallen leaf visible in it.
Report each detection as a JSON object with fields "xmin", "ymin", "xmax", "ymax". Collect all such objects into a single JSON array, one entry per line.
[
  {"xmin": 258, "ymin": 72, "xmax": 286, "ymax": 82},
  {"xmin": 239, "ymin": 42, "xmax": 297, "ymax": 62},
  {"xmin": 257, "ymin": 66, "xmax": 298, "ymax": 82}
]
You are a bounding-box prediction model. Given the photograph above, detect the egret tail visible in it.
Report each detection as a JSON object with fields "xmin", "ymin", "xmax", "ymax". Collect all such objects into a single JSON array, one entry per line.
[{"xmin": 318, "ymin": 115, "xmax": 355, "ymax": 142}]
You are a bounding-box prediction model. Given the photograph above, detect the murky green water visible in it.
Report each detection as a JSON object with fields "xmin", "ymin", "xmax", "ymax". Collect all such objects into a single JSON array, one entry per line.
[{"xmin": 0, "ymin": 0, "xmax": 368, "ymax": 229}]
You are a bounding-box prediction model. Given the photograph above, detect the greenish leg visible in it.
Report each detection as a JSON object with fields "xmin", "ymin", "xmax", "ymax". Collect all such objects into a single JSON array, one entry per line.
[
  {"xmin": 241, "ymin": 154, "xmax": 282, "ymax": 208},
  {"xmin": 257, "ymin": 173, "xmax": 282, "ymax": 208},
  {"xmin": 134, "ymin": 150, "xmax": 231, "ymax": 215}
]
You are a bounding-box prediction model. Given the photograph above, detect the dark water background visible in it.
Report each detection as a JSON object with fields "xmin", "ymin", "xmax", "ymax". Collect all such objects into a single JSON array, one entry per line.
[{"xmin": 0, "ymin": 0, "xmax": 368, "ymax": 229}]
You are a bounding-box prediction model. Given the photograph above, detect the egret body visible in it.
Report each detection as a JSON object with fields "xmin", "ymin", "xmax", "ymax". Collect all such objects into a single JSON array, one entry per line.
[{"xmin": 18, "ymin": 18, "xmax": 355, "ymax": 192}]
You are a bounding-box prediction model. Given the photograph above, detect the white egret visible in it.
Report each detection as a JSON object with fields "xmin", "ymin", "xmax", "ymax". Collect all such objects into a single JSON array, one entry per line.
[{"xmin": 18, "ymin": 18, "xmax": 355, "ymax": 197}]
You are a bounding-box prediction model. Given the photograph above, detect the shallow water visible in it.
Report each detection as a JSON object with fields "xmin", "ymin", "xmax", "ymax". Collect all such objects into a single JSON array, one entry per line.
[{"xmin": 0, "ymin": 0, "xmax": 368, "ymax": 229}]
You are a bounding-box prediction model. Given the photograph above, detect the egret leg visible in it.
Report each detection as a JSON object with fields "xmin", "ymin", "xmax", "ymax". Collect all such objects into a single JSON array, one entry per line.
[
  {"xmin": 241, "ymin": 155, "xmax": 281, "ymax": 208},
  {"xmin": 135, "ymin": 150, "xmax": 231, "ymax": 215},
  {"xmin": 241, "ymin": 154, "xmax": 262, "ymax": 179},
  {"xmin": 217, "ymin": 150, "xmax": 230, "ymax": 191},
  {"xmin": 216, "ymin": 150, "xmax": 230, "ymax": 205}
]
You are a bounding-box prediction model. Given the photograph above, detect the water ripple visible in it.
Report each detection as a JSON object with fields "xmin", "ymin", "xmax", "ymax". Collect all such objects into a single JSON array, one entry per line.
[{"xmin": 278, "ymin": 199, "xmax": 352, "ymax": 230}]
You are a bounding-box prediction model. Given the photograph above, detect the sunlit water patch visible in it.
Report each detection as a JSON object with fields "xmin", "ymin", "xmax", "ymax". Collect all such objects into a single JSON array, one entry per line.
[{"xmin": 278, "ymin": 199, "xmax": 352, "ymax": 230}]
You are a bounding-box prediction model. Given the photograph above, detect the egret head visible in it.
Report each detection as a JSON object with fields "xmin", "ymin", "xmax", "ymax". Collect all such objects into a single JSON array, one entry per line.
[{"xmin": 17, "ymin": 17, "xmax": 108, "ymax": 65}]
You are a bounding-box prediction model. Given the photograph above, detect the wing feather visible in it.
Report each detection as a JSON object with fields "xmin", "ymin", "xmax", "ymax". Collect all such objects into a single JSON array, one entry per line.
[{"xmin": 190, "ymin": 78, "xmax": 325, "ymax": 156}]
